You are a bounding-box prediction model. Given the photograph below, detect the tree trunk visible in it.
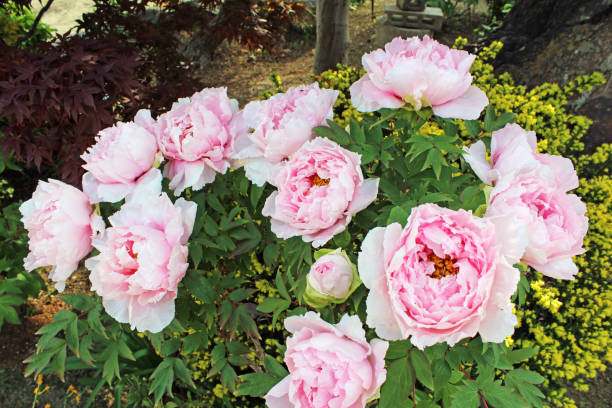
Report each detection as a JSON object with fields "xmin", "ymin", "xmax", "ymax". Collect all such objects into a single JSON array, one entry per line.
[{"xmin": 314, "ymin": 0, "xmax": 350, "ymax": 74}]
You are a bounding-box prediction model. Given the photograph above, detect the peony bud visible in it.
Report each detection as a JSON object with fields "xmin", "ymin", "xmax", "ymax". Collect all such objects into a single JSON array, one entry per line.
[{"xmin": 303, "ymin": 248, "xmax": 361, "ymax": 308}]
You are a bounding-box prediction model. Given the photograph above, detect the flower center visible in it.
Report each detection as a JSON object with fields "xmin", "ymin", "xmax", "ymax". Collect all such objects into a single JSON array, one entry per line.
[
  {"xmin": 310, "ymin": 174, "xmax": 330, "ymax": 187},
  {"xmin": 427, "ymin": 253, "xmax": 459, "ymax": 279}
]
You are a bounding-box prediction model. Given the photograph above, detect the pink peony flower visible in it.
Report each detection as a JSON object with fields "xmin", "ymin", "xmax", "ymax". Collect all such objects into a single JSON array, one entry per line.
[
  {"xmin": 358, "ymin": 203, "xmax": 523, "ymax": 349},
  {"xmin": 262, "ymin": 137, "xmax": 379, "ymax": 247},
  {"xmin": 463, "ymin": 123, "xmax": 579, "ymax": 191},
  {"xmin": 265, "ymin": 312, "xmax": 388, "ymax": 408},
  {"xmin": 350, "ymin": 36, "xmax": 488, "ymax": 119},
  {"xmin": 20, "ymin": 179, "xmax": 102, "ymax": 292},
  {"xmin": 232, "ymin": 83, "xmax": 339, "ymax": 186},
  {"xmin": 486, "ymin": 168, "xmax": 588, "ymax": 280},
  {"xmin": 82, "ymin": 109, "xmax": 159, "ymax": 203},
  {"xmin": 86, "ymin": 170, "xmax": 196, "ymax": 332},
  {"xmin": 155, "ymin": 87, "xmax": 243, "ymax": 195}
]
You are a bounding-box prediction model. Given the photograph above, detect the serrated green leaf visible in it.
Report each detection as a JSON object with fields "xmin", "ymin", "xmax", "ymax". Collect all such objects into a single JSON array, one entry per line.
[
  {"xmin": 65, "ymin": 315, "xmax": 79, "ymax": 357},
  {"xmin": 190, "ymin": 243, "xmax": 203, "ymax": 268},
  {"xmin": 264, "ymin": 354, "xmax": 289, "ymax": 378},
  {"xmin": 411, "ymin": 349, "xmax": 434, "ymax": 390},
  {"xmin": 221, "ymin": 364, "xmax": 237, "ymax": 390},
  {"xmin": 263, "ymin": 244, "xmax": 280, "ymax": 266},
  {"xmin": 433, "ymin": 359, "xmax": 451, "ymax": 391},
  {"xmin": 87, "ymin": 306, "xmax": 107, "ymax": 339},
  {"xmin": 149, "ymin": 358, "xmax": 175, "ymax": 401},
  {"xmin": 275, "ymin": 271, "xmax": 290, "ymax": 300},
  {"xmin": 173, "ymin": 358, "xmax": 196, "ymax": 389},
  {"xmin": 465, "ymin": 120, "xmax": 481, "ymax": 138},
  {"xmin": 507, "ymin": 347, "xmax": 538, "ymax": 364},
  {"xmin": 379, "ymin": 356, "xmax": 414, "ymax": 408},
  {"xmin": 184, "ymin": 270, "xmax": 216, "ymax": 304},
  {"xmin": 387, "ymin": 206, "xmax": 410, "ymax": 226},
  {"xmin": 450, "ymin": 384, "xmax": 481, "ymax": 408},
  {"xmin": 350, "ymin": 118, "xmax": 365, "ymax": 144},
  {"xmin": 510, "ymin": 368, "xmax": 545, "ymax": 384},
  {"xmin": 102, "ymin": 344, "xmax": 120, "ymax": 384},
  {"xmin": 51, "ymin": 344, "xmax": 67, "ymax": 382},
  {"xmin": 235, "ymin": 373, "xmax": 280, "ymax": 396},
  {"xmin": 386, "ymin": 340, "xmax": 412, "ymax": 360},
  {"xmin": 256, "ymin": 297, "xmax": 291, "ymax": 314}
]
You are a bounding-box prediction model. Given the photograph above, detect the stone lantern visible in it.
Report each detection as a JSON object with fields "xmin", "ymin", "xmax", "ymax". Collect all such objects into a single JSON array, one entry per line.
[{"xmin": 375, "ymin": 0, "xmax": 444, "ymax": 47}]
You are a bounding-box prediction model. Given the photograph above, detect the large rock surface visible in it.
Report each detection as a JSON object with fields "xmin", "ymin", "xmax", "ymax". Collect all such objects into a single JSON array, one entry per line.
[{"xmin": 486, "ymin": 0, "xmax": 611, "ymax": 152}]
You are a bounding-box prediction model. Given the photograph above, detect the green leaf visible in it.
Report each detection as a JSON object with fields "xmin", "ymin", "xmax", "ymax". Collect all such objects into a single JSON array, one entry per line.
[
  {"xmin": 432, "ymin": 359, "xmax": 451, "ymax": 391},
  {"xmin": 256, "ymin": 297, "xmax": 290, "ymax": 313},
  {"xmin": 349, "ymin": 118, "xmax": 365, "ymax": 144},
  {"xmin": 481, "ymin": 381, "xmax": 525, "ymax": 408},
  {"xmin": 190, "ymin": 243, "xmax": 203, "ymax": 268},
  {"xmin": 379, "ymin": 356, "xmax": 414, "ymax": 408},
  {"xmin": 223, "ymin": 342, "xmax": 247, "ymax": 357},
  {"xmin": 102, "ymin": 344, "xmax": 120, "ymax": 384},
  {"xmin": 149, "ymin": 358, "xmax": 175, "ymax": 401},
  {"xmin": 235, "ymin": 373, "xmax": 280, "ymax": 396},
  {"xmin": 507, "ymin": 347, "xmax": 538, "ymax": 364},
  {"xmin": 64, "ymin": 315, "xmax": 79, "ymax": 357},
  {"xmin": 184, "ymin": 270, "xmax": 216, "ymax": 304},
  {"xmin": 386, "ymin": 340, "xmax": 412, "ymax": 360},
  {"xmin": 229, "ymin": 288, "xmax": 255, "ymax": 302},
  {"xmin": 173, "ymin": 358, "xmax": 196, "ymax": 390},
  {"xmin": 51, "ymin": 344, "xmax": 67, "ymax": 382},
  {"xmin": 465, "ymin": 120, "xmax": 481, "ymax": 138},
  {"xmin": 221, "ymin": 364, "xmax": 237, "ymax": 390},
  {"xmin": 264, "ymin": 354, "xmax": 289, "ymax": 378},
  {"xmin": 250, "ymin": 184, "xmax": 266, "ymax": 208},
  {"xmin": 275, "ymin": 271, "xmax": 290, "ymax": 300},
  {"xmin": 87, "ymin": 306, "xmax": 108, "ymax": 339},
  {"xmin": 450, "ymin": 383, "xmax": 481, "ymax": 408},
  {"xmin": 411, "ymin": 349, "xmax": 434, "ymax": 390},
  {"xmin": 387, "ymin": 206, "xmax": 410, "ymax": 226},
  {"xmin": 263, "ymin": 244, "xmax": 280, "ymax": 266},
  {"xmin": 510, "ymin": 369, "xmax": 545, "ymax": 384}
]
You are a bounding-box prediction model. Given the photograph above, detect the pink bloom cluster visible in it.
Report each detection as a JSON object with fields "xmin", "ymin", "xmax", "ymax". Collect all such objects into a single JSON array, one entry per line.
[
  {"xmin": 463, "ymin": 124, "xmax": 588, "ymax": 279},
  {"xmin": 20, "ymin": 87, "xmax": 241, "ymax": 331},
  {"xmin": 350, "ymin": 36, "xmax": 488, "ymax": 119},
  {"xmin": 265, "ymin": 312, "xmax": 388, "ymax": 408}
]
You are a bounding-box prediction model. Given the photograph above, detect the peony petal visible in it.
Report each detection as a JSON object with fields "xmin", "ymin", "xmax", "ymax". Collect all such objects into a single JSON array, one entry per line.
[
  {"xmin": 128, "ymin": 296, "xmax": 175, "ymax": 333},
  {"xmin": 174, "ymin": 198, "xmax": 197, "ymax": 245},
  {"xmin": 349, "ymin": 75, "xmax": 404, "ymax": 112},
  {"xmin": 358, "ymin": 227, "xmax": 386, "ymax": 289},
  {"xmin": 264, "ymin": 376, "xmax": 292, "ymax": 408},
  {"xmin": 243, "ymin": 158, "xmax": 277, "ymax": 187},
  {"xmin": 531, "ymin": 257, "xmax": 579, "ymax": 280},
  {"xmin": 478, "ymin": 303, "xmax": 517, "ymax": 343},
  {"xmin": 82, "ymin": 171, "xmax": 134, "ymax": 204},
  {"xmin": 432, "ymin": 85, "xmax": 488, "ymax": 120},
  {"xmin": 125, "ymin": 168, "xmax": 163, "ymax": 204},
  {"xmin": 462, "ymin": 141, "xmax": 497, "ymax": 185},
  {"xmin": 486, "ymin": 211, "xmax": 529, "ymax": 264},
  {"xmin": 347, "ymin": 178, "xmax": 379, "ymax": 214}
]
